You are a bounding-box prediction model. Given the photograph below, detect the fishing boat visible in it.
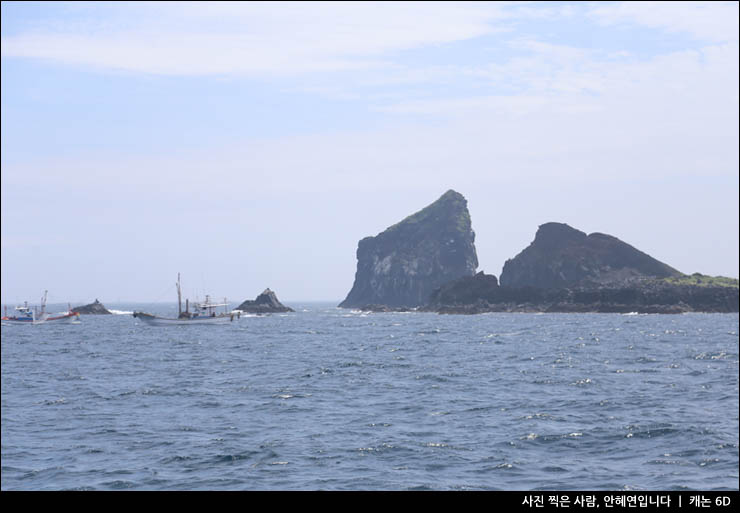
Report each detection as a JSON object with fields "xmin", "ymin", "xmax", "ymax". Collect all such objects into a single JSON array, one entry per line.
[
  {"xmin": 133, "ymin": 274, "xmax": 241, "ymax": 326},
  {"xmin": 1, "ymin": 291, "xmax": 80, "ymax": 325}
]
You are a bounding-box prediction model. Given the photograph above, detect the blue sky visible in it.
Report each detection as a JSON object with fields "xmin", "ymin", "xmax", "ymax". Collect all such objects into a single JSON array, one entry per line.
[{"xmin": 1, "ymin": 1, "xmax": 738, "ymax": 304}]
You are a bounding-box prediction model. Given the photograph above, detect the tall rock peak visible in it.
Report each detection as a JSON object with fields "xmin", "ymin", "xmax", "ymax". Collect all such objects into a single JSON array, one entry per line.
[
  {"xmin": 339, "ymin": 190, "xmax": 478, "ymax": 308},
  {"xmin": 500, "ymin": 222, "xmax": 682, "ymax": 289}
]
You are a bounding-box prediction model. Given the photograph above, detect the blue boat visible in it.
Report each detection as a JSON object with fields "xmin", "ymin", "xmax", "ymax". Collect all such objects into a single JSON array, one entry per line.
[{"xmin": 2, "ymin": 291, "xmax": 80, "ymax": 325}]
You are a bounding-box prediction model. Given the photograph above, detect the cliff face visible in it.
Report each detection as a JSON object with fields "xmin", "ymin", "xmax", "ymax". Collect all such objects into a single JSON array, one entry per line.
[
  {"xmin": 499, "ymin": 222, "xmax": 682, "ymax": 289},
  {"xmin": 339, "ymin": 190, "xmax": 478, "ymax": 308},
  {"xmin": 236, "ymin": 288, "xmax": 294, "ymax": 313}
]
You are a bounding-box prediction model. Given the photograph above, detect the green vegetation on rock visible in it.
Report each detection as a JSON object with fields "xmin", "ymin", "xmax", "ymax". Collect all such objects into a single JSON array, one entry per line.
[
  {"xmin": 660, "ymin": 273, "xmax": 739, "ymax": 288},
  {"xmin": 386, "ymin": 189, "xmax": 472, "ymax": 236}
]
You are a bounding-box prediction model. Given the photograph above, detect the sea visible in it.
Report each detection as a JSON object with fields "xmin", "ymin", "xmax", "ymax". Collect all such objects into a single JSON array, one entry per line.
[{"xmin": 1, "ymin": 303, "xmax": 738, "ymax": 491}]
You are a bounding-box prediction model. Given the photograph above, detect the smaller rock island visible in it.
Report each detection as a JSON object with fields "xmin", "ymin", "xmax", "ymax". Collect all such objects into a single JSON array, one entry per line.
[
  {"xmin": 71, "ymin": 299, "xmax": 112, "ymax": 315},
  {"xmin": 235, "ymin": 288, "xmax": 294, "ymax": 314},
  {"xmin": 425, "ymin": 223, "xmax": 739, "ymax": 314},
  {"xmin": 499, "ymin": 222, "xmax": 683, "ymax": 289}
]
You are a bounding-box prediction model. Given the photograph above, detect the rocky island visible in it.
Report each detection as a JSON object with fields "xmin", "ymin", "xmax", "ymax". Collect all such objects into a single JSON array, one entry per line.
[
  {"xmin": 71, "ymin": 299, "xmax": 111, "ymax": 314},
  {"xmin": 339, "ymin": 189, "xmax": 478, "ymax": 309},
  {"xmin": 235, "ymin": 288, "xmax": 294, "ymax": 314},
  {"xmin": 338, "ymin": 192, "xmax": 737, "ymax": 314},
  {"xmin": 426, "ymin": 223, "xmax": 738, "ymax": 314}
]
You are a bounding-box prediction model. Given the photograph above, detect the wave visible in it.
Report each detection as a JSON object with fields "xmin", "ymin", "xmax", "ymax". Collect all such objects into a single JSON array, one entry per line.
[{"xmin": 109, "ymin": 309, "xmax": 133, "ymax": 315}]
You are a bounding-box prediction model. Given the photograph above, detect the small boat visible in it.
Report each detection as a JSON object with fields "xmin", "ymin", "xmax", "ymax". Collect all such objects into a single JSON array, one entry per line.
[
  {"xmin": 2, "ymin": 291, "xmax": 80, "ymax": 325},
  {"xmin": 1, "ymin": 302, "xmax": 40, "ymax": 324},
  {"xmin": 133, "ymin": 274, "xmax": 241, "ymax": 326}
]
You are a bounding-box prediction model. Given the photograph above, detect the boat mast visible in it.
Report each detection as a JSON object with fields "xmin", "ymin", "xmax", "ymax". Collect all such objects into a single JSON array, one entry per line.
[
  {"xmin": 177, "ymin": 273, "xmax": 182, "ymax": 316},
  {"xmin": 40, "ymin": 290, "xmax": 48, "ymax": 317}
]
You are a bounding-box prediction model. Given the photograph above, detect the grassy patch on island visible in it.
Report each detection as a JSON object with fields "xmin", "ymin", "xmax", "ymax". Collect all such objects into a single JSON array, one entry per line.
[{"xmin": 661, "ymin": 273, "xmax": 739, "ymax": 288}]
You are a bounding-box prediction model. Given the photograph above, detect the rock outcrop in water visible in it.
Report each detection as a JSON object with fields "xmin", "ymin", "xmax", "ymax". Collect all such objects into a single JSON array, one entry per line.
[
  {"xmin": 339, "ymin": 190, "xmax": 478, "ymax": 308},
  {"xmin": 499, "ymin": 222, "xmax": 682, "ymax": 289},
  {"xmin": 71, "ymin": 299, "xmax": 111, "ymax": 314},
  {"xmin": 235, "ymin": 288, "xmax": 294, "ymax": 313}
]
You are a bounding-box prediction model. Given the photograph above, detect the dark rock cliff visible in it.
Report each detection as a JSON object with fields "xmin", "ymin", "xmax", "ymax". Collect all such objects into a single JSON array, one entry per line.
[
  {"xmin": 236, "ymin": 288, "xmax": 294, "ymax": 313},
  {"xmin": 339, "ymin": 190, "xmax": 478, "ymax": 308},
  {"xmin": 71, "ymin": 299, "xmax": 111, "ymax": 315},
  {"xmin": 499, "ymin": 222, "xmax": 682, "ymax": 289}
]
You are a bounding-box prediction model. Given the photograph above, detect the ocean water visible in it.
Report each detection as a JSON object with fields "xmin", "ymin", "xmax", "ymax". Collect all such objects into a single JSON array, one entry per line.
[{"xmin": 1, "ymin": 304, "xmax": 738, "ymax": 491}]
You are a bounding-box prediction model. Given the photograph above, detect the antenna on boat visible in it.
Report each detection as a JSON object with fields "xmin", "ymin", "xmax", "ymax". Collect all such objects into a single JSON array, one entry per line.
[{"xmin": 177, "ymin": 273, "xmax": 182, "ymax": 316}]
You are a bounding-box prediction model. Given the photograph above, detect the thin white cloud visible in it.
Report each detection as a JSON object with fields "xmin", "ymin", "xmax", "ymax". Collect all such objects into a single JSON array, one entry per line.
[
  {"xmin": 378, "ymin": 28, "xmax": 739, "ymax": 116},
  {"xmin": 589, "ymin": 1, "xmax": 739, "ymax": 43},
  {"xmin": 1, "ymin": 1, "xmax": 507, "ymax": 76}
]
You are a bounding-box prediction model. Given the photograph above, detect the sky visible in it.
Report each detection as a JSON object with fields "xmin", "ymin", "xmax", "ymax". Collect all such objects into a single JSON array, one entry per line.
[{"xmin": 1, "ymin": 1, "xmax": 738, "ymax": 305}]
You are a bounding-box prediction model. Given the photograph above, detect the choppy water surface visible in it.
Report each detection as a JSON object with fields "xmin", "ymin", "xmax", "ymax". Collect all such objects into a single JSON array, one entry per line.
[{"xmin": 2, "ymin": 305, "xmax": 738, "ymax": 490}]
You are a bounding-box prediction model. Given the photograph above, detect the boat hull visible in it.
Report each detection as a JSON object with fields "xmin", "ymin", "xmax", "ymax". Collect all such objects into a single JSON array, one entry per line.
[
  {"xmin": 133, "ymin": 311, "xmax": 239, "ymax": 326},
  {"xmin": 1, "ymin": 318, "xmax": 41, "ymax": 325},
  {"xmin": 46, "ymin": 313, "xmax": 80, "ymax": 323},
  {"xmin": 2, "ymin": 312, "xmax": 79, "ymax": 325}
]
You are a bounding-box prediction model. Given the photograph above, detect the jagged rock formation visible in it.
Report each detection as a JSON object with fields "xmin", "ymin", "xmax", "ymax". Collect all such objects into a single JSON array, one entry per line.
[
  {"xmin": 339, "ymin": 190, "xmax": 478, "ymax": 308},
  {"xmin": 235, "ymin": 288, "xmax": 294, "ymax": 313},
  {"xmin": 425, "ymin": 272, "xmax": 739, "ymax": 314},
  {"xmin": 499, "ymin": 222, "xmax": 682, "ymax": 289},
  {"xmin": 71, "ymin": 299, "xmax": 111, "ymax": 314}
]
